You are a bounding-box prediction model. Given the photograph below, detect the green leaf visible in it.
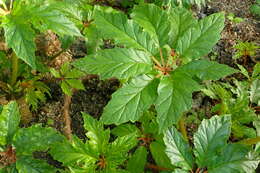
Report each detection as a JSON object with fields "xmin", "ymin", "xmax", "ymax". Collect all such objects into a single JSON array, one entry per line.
[
  {"xmin": 49, "ymin": 68, "xmax": 61, "ymax": 78},
  {"xmin": 169, "ymin": 7, "xmax": 197, "ymax": 47},
  {"xmin": 66, "ymin": 79, "xmax": 85, "ymax": 90},
  {"xmin": 250, "ymin": 79, "xmax": 260, "ymax": 105},
  {"xmin": 3, "ymin": 18, "xmax": 36, "ymax": 68},
  {"xmin": 155, "ymin": 71, "xmax": 201, "ymax": 132},
  {"xmin": 131, "ymin": 4, "xmax": 171, "ymax": 47},
  {"xmin": 0, "ymin": 101, "xmax": 20, "ymax": 145},
  {"xmin": 50, "ymin": 136, "xmax": 97, "ymax": 166},
  {"xmin": 150, "ymin": 141, "xmax": 174, "ymax": 169},
  {"xmin": 94, "ymin": 10, "xmax": 158, "ymax": 54},
  {"xmin": 194, "ymin": 115, "xmax": 231, "ymax": 167},
  {"xmin": 127, "ymin": 146, "xmax": 147, "ymax": 173},
  {"xmin": 31, "ymin": 5, "xmax": 81, "ymax": 36},
  {"xmin": 16, "ymin": 156, "xmax": 57, "ymax": 173},
  {"xmin": 164, "ymin": 127, "xmax": 194, "ymax": 170},
  {"xmin": 65, "ymin": 69, "xmax": 85, "ymax": 78},
  {"xmin": 73, "ymin": 48, "xmax": 152, "ymax": 80},
  {"xmin": 208, "ymin": 144, "xmax": 257, "ymax": 173},
  {"xmin": 237, "ymin": 64, "xmax": 250, "ymax": 79},
  {"xmin": 101, "ymin": 75, "xmax": 158, "ymax": 125},
  {"xmin": 13, "ymin": 125, "xmax": 65, "ymax": 155},
  {"xmin": 252, "ymin": 63, "xmax": 260, "ymax": 79},
  {"xmin": 83, "ymin": 113, "xmax": 110, "ymax": 154},
  {"xmin": 179, "ymin": 60, "xmax": 237, "ymax": 80},
  {"xmin": 61, "ymin": 81, "xmax": 72, "ymax": 96},
  {"xmin": 176, "ymin": 12, "xmax": 225, "ymax": 60},
  {"xmin": 111, "ymin": 123, "xmax": 140, "ymax": 137},
  {"xmin": 107, "ymin": 133, "xmax": 138, "ymax": 165}
]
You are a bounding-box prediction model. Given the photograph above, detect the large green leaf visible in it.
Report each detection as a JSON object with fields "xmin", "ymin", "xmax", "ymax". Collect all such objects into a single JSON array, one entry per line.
[
  {"xmin": 164, "ymin": 127, "xmax": 194, "ymax": 170},
  {"xmin": 13, "ymin": 125, "xmax": 65, "ymax": 155},
  {"xmin": 127, "ymin": 146, "xmax": 147, "ymax": 173},
  {"xmin": 169, "ymin": 7, "xmax": 197, "ymax": 47},
  {"xmin": 16, "ymin": 156, "xmax": 57, "ymax": 173},
  {"xmin": 0, "ymin": 101, "xmax": 20, "ymax": 146},
  {"xmin": 73, "ymin": 48, "xmax": 152, "ymax": 80},
  {"xmin": 131, "ymin": 4, "xmax": 171, "ymax": 47},
  {"xmin": 155, "ymin": 71, "xmax": 201, "ymax": 132},
  {"xmin": 194, "ymin": 115, "xmax": 231, "ymax": 167},
  {"xmin": 179, "ymin": 60, "xmax": 237, "ymax": 80},
  {"xmin": 101, "ymin": 75, "xmax": 158, "ymax": 125},
  {"xmin": 3, "ymin": 18, "xmax": 36, "ymax": 68},
  {"xmin": 94, "ymin": 10, "xmax": 158, "ymax": 54},
  {"xmin": 30, "ymin": 5, "xmax": 81, "ymax": 36},
  {"xmin": 208, "ymin": 144, "xmax": 258, "ymax": 173},
  {"xmin": 176, "ymin": 12, "xmax": 225, "ymax": 60}
]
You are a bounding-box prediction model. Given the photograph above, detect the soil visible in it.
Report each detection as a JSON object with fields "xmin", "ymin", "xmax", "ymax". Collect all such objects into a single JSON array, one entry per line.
[{"xmin": 29, "ymin": 0, "xmax": 259, "ymax": 171}]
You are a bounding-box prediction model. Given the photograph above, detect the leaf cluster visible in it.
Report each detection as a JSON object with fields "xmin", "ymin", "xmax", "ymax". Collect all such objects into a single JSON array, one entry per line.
[
  {"xmin": 50, "ymin": 113, "xmax": 138, "ymax": 172},
  {"xmin": 164, "ymin": 115, "xmax": 260, "ymax": 173},
  {"xmin": 202, "ymin": 63, "xmax": 260, "ymax": 138},
  {"xmin": 0, "ymin": 101, "xmax": 65, "ymax": 172},
  {"xmin": 74, "ymin": 3, "xmax": 236, "ymax": 132}
]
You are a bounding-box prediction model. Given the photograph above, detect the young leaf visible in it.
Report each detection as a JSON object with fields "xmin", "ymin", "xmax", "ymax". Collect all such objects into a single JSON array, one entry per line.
[
  {"xmin": 164, "ymin": 127, "xmax": 194, "ymax": 170},
  {"xmin": 61, "ymin": 81, "xmax": 72, "ymax": 96},
  {"xmin": 179, "ymin": 60, "xmax": 237, "ymax": 80},
  {"xmin": 66, "ymin": 79, "xmax": 85, "ymax": 90},
  {"xmin": 194, "ymin": 115, "xmax": 231, "ymax": 167},
  {"xmin": 155, "ymin": 71, "xmax": 201, "ymax": 132},
  {"xmin": 94, "ymin": 10, "xmax": 158, "ymax": 54},
  {"xmin": 101, "ymin": 75, "xmax": 158, "ymax": 125},
  {"xmin": 16, "ymin": 156, "xmax": 57, "ymax": 173},
  {"xmin": 0, "ymin": 101, "xmax": 20, "ymax": 145},
  {"xmin": 176, "ymin": 12, "xmax": 225, "ymax": 60},
  {"xmin": 3, "ymin": 18, "xmax": 36, "ymax": 68},
  {"xmin": 127, "ymin": 146, "xmax": 147, "ymax": 173},
  {"xmin": 131, "ymin": 4, "xmax": 171, "ymax": 47},
  {"xmin": 73, "ymin": 48, "xmax": 152, "ymax": 80},
  {"xmin": 13, "ymin": 125, "xmax": 65, "ymax": 155},
  {"xmin": 107, "ymin": 133, "xmax": 138, "ymax": 165},
  {"xmin": 83, "ymin": 113, "xmax": 110, "ymax": 154}
]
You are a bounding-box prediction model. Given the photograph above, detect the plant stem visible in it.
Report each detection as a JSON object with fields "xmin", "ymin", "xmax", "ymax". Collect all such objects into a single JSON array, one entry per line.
[
  {"xmin": 63, "ymin": 94, "xmax": 72, "ymax": 141},
  {"xmin": 238, "ymin": 137, "xmax": 260, "ymax": 145},
  {"xmin": 146, "ymin": 163, "xmax": 171, "ymax": 171},
  {"xmin": 10, "ymin": 52, "xmax": 18, "ymax": 86},
  {"xmin": 179, "ymin": 116, "xmax": 188, "ymax": 141}
]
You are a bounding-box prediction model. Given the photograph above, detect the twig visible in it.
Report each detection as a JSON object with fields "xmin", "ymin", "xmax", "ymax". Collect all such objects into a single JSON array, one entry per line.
[
  {"xmin": 195, "ymin": 168, "xmax": 200, "ymax": 173},
  {"xmin": 159, "ymin": 48, "xmax": 165, "ymax": 67},
  {"xmin": 179, "ymin": 117, "xmax": 188, "ymax": 142},
  {"xmin": 146, "ymin": 163, "xmax": 171, "ymax": 171},
  {"xmin": 151, "ymin": 56, "xmax": 163, "ymax": 68},
  {"xmin": 237, "ymin": 137, "xmax": 260, "ymax": 145},
  {"xmin": 63, "ymin": 94, "xmax": 72, "ymax": 141}
]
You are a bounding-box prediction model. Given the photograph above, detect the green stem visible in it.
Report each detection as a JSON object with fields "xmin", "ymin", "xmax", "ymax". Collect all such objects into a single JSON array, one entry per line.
[
  {"xmin": 179, "ymin": 116, "xmax": 188, "ymax": 141},
  {"xmin": 10, "ymin": 52, "xmax": 18, "ymax": 86}
]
